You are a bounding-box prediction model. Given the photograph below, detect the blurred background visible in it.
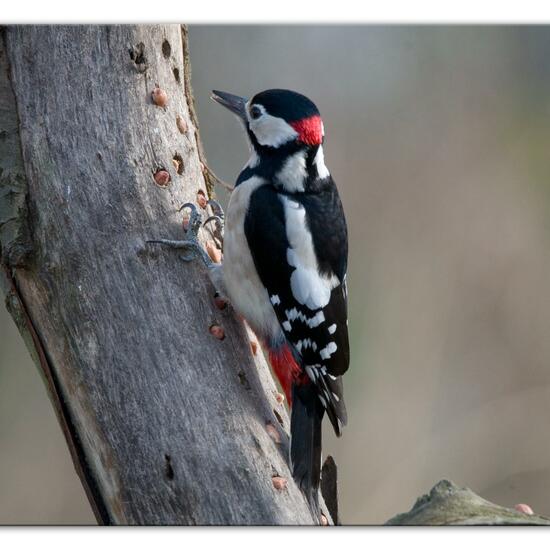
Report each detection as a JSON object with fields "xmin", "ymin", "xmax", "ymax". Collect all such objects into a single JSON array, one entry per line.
[{"xmin": 2, "ymin": 25, "xmax": 550, "ymax": 524}]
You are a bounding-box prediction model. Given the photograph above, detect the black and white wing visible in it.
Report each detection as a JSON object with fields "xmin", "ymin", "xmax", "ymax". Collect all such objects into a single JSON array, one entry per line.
[{"xmin": 244, "ymin": 180, "xmax": 349, "ymax": 435}]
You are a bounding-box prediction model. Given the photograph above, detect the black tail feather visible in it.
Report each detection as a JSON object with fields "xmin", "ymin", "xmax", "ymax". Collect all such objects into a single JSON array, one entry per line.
[{"xmin": 290, "ymin": 383, "xmax": 324, "ymax": 517}]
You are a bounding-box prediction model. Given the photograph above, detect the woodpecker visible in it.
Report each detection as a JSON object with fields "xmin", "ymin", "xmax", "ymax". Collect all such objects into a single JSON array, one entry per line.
[{"xmin": 150, "ymin": 89, "xmax": 349, "ymax": 516}]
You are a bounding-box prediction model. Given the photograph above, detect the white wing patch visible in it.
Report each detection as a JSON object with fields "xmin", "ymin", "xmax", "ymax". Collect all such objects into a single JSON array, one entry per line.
[
  {"xmin": 281, "ymin": 195, "xmax": 339, "ymax": 310},
  {"xmin": 328, "ymin": 323, "xmax": 337, "ymax": 334},
  {"xmin": 284, "ymin": 307, "xmax": 325, "ymax": 328},
  {"xmin": 320, "ymin": 342, "xmax": 338, "ymax": 360},
  {"xmin": 294, "ymin": 338, "xmax": 316, "ymax": 352}
]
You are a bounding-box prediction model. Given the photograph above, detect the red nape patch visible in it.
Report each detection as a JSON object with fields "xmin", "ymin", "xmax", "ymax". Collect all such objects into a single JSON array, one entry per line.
[
  {"xmin": 290, "ymin": 115, "xmax": 323, "ymax": 146},
  {"xmin": 268, "ymin": 345, "xmax": 307, "ymax": 406}
]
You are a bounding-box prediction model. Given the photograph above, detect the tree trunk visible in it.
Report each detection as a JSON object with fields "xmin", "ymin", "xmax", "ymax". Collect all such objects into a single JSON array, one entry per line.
[{"xmin": 0, "ymin": 24, "xmax": 324, "ymax": 525}]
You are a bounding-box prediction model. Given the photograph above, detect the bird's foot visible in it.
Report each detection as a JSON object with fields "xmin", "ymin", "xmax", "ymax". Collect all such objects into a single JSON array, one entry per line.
[
  {"xmin": 147, "ymin": 203, "xmax": 213, "ymax": 268},
  {"xmin": 203, "ymin": 199, "xmax": 225, "ymax": 251}
]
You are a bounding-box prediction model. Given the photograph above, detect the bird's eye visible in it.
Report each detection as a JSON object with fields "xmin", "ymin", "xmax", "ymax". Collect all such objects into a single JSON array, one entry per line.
[{"xmin": 250, "ymin": 105, "xmax": 262, "ymax": 120}]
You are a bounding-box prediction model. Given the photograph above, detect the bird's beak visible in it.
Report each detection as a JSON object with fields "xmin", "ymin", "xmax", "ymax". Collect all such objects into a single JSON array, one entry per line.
[{"xmin": 211, "ymin": 90, "xmax": 247, "ymax": 121}]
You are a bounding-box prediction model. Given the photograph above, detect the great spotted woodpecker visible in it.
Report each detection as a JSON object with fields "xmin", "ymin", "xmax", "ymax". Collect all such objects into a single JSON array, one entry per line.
[{"xmin": 150, "ymin": 89, "xmax": 349, "ymax": 515}]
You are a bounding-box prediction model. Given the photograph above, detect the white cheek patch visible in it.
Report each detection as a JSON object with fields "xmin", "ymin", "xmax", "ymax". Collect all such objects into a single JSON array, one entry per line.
[
  {"xmin": 276, "ymin": 150, "xmax": 307, "ymax": 192},
  {"xmin": 281, "ymin": 196, "xmax": 339, "ymax": 310},
  {"xmin": 249, "ymin": 113, "xmax": 298, "ymax": 148}
]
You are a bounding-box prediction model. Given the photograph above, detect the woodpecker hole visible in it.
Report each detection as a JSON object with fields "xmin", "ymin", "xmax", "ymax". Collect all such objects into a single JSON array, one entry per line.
[
  {"xmin": 176, "ymin": 115, "xmax": 188, "ymax": 134},
  {"xmin": 214, "ymin": 292, "xmax": 228, "ymax": 310},
  {"xmin": 182, "ymin": 213, "xmax": 190, "ymax": 232},
  {"xmin": 164, "ymin": 454, "xmax": 174, "ymax": 480},
  {"xmin": 151, "ymin": 87, "xmax": 168, "ymax": 108},
  {"xmin": 265, "ymin": 422, "xmax": 281, "ymax": 444},
  {"xmin": 153, "ymin": 168, "xmax": 171, "ymax": 187},
  {"xmin": 172, "ymin": 152, "xmax": 184, "ymax": 175},
  {"xmin": 197, "ymin": 189, "xmax": 207, "ymax": 209},
  {"xmin": 273, "ymin": 409, "xmax": 284, "ymax": 427},
  {"xmin": 272, "ymin": 476, "xmax": 287, "ymax": 491},
  {"xmin": 173, "ymin": 67, "xmax": 180, "ymax": 83},
  {"xmin": 162, "ymin": 39, "xmax": 171, "ymax": 58},
  {"xmin": 206, "ymin": 241, "xmax": 222, "ymax": 264},
  {"xmin": 209, "ymin": 324, "xmax": 225, "ymax": 340},
  {"xmin": 129, "ymin": 42, "xmax": 147, "ymax": 72},
  {"xmin": 96, "ymin": 152, "xmax": 102, "ymax": 161},
  {"xmin": 320, "ymin": 514, "xmax": 328, "ymax": 526}
]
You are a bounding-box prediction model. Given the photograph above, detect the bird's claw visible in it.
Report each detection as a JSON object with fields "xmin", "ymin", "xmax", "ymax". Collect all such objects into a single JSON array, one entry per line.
[
  {"xmin": 203, "ymin": 200, "xmax": 225, "ymax": 249},
  {"xmin": 178, "ymin": 202, "xmax": 203, "ymax": 237},
  {"xmin": 146, "ymin": 202, "xmax": 213, "ymax": 267},
  {"xmin": 207, "ymin": 199, "xmax": 225, "ymax": 221}
]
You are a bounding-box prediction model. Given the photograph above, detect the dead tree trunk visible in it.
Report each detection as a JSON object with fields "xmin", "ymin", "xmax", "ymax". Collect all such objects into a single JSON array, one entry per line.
[{"xmin": 0, "ymin": 24, "xmax": 325, "ymax": 525}]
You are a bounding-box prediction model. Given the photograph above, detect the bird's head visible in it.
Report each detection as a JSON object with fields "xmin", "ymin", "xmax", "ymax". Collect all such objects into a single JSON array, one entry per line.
[{"xmin": 211, "ymin": 88, "xmax": 324, "ymax": 152}]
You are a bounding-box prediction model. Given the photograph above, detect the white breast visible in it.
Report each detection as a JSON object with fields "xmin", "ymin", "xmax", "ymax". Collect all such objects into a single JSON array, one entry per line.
[{"xmin": 223, "ymin": 176, "xmax": 283, "ymax": 343}]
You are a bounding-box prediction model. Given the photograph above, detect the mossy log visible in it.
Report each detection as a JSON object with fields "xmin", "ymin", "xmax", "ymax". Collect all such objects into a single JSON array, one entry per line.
[{"xmin": 387, "ymin": 480, "xmax": 550, "ymax": 526}]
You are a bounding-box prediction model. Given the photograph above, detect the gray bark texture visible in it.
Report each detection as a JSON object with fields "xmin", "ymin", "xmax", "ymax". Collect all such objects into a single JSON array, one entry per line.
[
  {"xmin": 0, "ymin": 24, "xmax": 328, "ymax": 525},
  {"xmin": 387, "ymin": 480, "xmax": 550, "ymax": 526}
]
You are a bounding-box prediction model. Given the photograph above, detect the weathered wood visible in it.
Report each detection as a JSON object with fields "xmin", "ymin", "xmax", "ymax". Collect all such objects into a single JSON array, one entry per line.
[
  {"xmin": 386, "ymin": 480, "xmax": 550, "ymax": 526},
  {"xmin": 0, "ymin": 25, "xmax": 327, "ymax": 525}
]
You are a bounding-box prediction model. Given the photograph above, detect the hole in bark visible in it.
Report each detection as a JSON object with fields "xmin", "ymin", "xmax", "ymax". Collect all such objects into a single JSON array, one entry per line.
[
  {"xmin": 164, "ymin": 454, "xmax": 174, "ymax": 480},
  {"xmin": 176, "ymin": 115, "xmax": 187, "ymax": 134},
  {"xmin": 153, "ymin": 168, "xmax": 171, "ymax": 187},
  {"xmin": 272, "ymin": 475, "xmax": 287, "ymax": 491},
  {"xmin": 173, "ymin": 67, "xmax": 180, "ymax": 83},
  {"xmin": 96, "ymin": 152, "xmax": 102, "ymax": 161},
  {"xmin": 197, "ymin": 189, "xmax": 207, "ymax": 209},
  {"xmin": 209, "ymin": 324, "xmax": 225, "ymax": 340},
  {"xmin": 213, "ymin": 291, "xmax": 228, "ymax": 310},
  {"xmin": 238, "ymin": 370, "xmax": 251, "ymax": 390},
  {"xmin": 273, "ymin": 409, "xmax": 284, "ymax": 427},
  {"xmin": 162, "ymin": 39, "xmax": 171, "ymax": 58},
  {"xmin": 265, "ymin": 422, "xmax": 281, "ymax": 444},
  {"xmin": 172, "ymin": 152, "xmax": 184, "ymax": 175},
  {"xmin": 129, "ymin": 42, "xmax": 147, "ymax": 72}
]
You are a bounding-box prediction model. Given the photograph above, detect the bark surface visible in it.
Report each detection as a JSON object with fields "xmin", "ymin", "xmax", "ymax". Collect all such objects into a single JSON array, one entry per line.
[{"xmin": 0, "ymin": 24, "xmax": 323, "ymax": 525}]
